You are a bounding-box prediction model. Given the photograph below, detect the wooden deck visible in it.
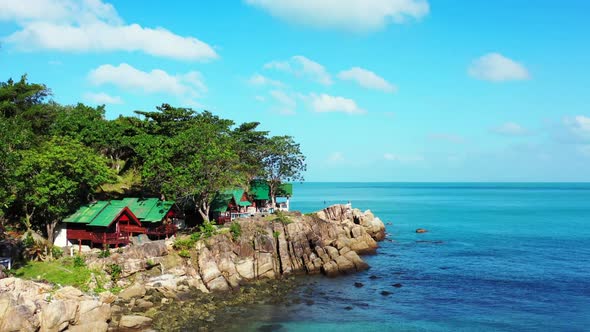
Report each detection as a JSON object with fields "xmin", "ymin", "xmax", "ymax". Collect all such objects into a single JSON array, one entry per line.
[{"xmin": 66, "ymin": 224, "xmax": 178, "ymax": 246}]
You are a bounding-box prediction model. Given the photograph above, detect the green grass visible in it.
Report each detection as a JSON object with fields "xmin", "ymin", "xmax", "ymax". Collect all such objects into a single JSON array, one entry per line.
[{"xmin": 13, "ymin": 258, "xmax": 92, "ymax": 291}]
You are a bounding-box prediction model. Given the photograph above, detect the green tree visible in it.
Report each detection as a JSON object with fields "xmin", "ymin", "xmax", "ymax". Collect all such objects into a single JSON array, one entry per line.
[
  {"xmin": 232, "ymin": 122, "xmax": 269, "ymax": 181},
  {"xmin": 262, "ymin": 136, "xmax": 306, "ymax": 206},
  {"xmin": 0, "ymin": 74, "xmax": 50, "ymax": 118},
  {"xmin": 15, "ymin": 137, "xmax": 116, "ymax": 243},
  {"xmin": 132, "ymin": 105, "xmax": 246, "ymax": 220}
]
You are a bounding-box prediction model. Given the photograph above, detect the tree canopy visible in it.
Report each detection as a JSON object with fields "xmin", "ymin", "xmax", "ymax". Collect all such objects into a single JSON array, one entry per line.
[{"xmin": 0, "ymin": 75, "xmax": 306, "ymax": 237}]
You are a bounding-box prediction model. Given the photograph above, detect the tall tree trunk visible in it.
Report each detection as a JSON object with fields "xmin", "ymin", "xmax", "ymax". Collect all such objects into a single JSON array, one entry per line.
[
  {"xmin": 198, "ymin": 200, "xmax": 210, "ymax": 222},
  {"xmin": 269, "ymin": 182, "xmax": 277, "ymax": 208},
  {"xmin": 46, "ymin": 220, "xmax": 57, "ymax": 244},
  {"xmin": 23, "ymin": 206, "xmax": 35, "ymax": 231}
]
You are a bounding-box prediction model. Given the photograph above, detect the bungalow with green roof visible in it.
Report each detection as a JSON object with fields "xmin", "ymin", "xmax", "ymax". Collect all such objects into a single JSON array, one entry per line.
[
  {"xmin": 56, "ymin": 198, "xmax": 179, "ymax": 247},
  {"xmin": 60, "ymin": 200, "xmax": 142, "ymax": 247},
  {"xmin": 210, "ymin": 189, "xmax": 252, "ymax": 224},
  {"xmin": 120, "ymin": 198, "xmax": 179, "ymax": 238},
  {"xmin": 250, "ymin": 180, "xmax": 293, "ymax": 212}
]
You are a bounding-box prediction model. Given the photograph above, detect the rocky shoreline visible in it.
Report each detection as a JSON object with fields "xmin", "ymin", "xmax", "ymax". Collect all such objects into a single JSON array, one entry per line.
[{"xmin": 0, "ymin": 204, "xmax": 385, "ymax": 331}]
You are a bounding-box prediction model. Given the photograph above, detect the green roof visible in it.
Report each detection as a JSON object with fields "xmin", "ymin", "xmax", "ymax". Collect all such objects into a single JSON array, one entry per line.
[
  {"xmin": 277, "ymin": 183, "xmax": 293, "ymax": 197},
  {"xmin": 211, "ymin": 189, "xmax": 251, "ymax": 213},
  {"xmin": 64, "ymin": 197, "xmax": 174, "ymax": 227},
  {"xmin": 87, "ymin": 202, "xmax": 127, "ymax": 227},
  {"xmin": 250, "ymin": 180, "xmax": 270, "ymax": 200},
  {"xmin": 64, "ymin": 201, "xmax": 109, "ymax": 224},
  {"xmin": 249, "ymin": 180, "xmax": 293, "ymax": 199},
  {"xmin": 64, "ymin": 201, "xmax": 127, "ymax": 227},
  {"xmin": 120, "ymin": 198, "xmax": 174, "ymax": 223}
]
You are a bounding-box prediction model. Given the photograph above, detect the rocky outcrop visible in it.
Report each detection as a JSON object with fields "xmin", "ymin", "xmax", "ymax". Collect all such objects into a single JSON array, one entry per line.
[
  {"xmin": 0, "ymin": 278, "xmax": 112, "ymax": 332},
  {"xmin": 317, "ymin": 204, "xmax": 386, "ymax": 241},
  {"xmin": 0, "ymin": 205, "xmax": 386, "ymax": 332}
]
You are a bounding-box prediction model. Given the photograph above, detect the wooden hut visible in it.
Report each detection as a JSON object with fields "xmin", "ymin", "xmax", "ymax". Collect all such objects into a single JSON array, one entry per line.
[
  {"xmin": 61, "ymin": 198, "xmax": 179, "ymax": 247},
  {"xmin": 210, "ymin": 189, "xmax": 252, "ymax": 224},
  {"xmin": 120, "ymin": 198, "xmax": 178, "ymax": 238},
  {"xmin": 249, "ymin": 180, "xmax": 293, "ymax": 212},
  {"xmin": 63, "ymin": 201, "xmax": 142, "ymax": 247}
]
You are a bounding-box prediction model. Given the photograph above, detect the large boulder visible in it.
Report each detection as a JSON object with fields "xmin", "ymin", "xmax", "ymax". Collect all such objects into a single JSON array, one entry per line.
[
  {"xmin": 76, "ymin": 300, "xmax": 111, "ymax": 325},
  {"xmin": 125, "ymin": 241, "xmax": 168, "ymax": 260},
  {"xmin": 119, "ymin": 315, "xmax": 152, "ymax": 329},
  {"xmin": 39, "ymin": 300, "xmax": 78, "ymax": 332},
  {"xmin": 118, "ymin": 283, "xmax": 146, "ymax": 301}
]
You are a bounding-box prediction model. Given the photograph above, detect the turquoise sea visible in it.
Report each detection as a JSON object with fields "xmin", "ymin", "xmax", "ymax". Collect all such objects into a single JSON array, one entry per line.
[{"xmin": 246, "ymin": 183, "xmax": 590, "ymax": 331}]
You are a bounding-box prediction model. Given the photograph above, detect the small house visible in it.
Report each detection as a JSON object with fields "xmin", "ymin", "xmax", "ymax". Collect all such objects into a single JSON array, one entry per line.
[
  {"xmin": 56, "ymin": 198, "xmax": 179, "ymax": 247},
  {"xmin": 120, "ymin": 198, "xmax": 179, "ymax": 238},
  {"xmin": 61, "ymin": 201, "xmax": 142, "ymax": 248},
  {"xmin": 210, "ymin": 189, "xmax": 252, "ymax": 224},
  {"xmin": 249, "ymin": 180, "xmax": 293, "ymax": 212}
]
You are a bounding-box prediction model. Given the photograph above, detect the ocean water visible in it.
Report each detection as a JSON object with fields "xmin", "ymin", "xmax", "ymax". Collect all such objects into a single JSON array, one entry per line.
[{"xmin": 244, "ymin": 183, "xmax": 590, "ymax": 332}]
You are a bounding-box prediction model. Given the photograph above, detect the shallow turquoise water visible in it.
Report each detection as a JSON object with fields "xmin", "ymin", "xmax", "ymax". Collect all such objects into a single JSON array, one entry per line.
[{"xmin": 248, "ymin": 183, "xmax": 590, "ymax": 331}]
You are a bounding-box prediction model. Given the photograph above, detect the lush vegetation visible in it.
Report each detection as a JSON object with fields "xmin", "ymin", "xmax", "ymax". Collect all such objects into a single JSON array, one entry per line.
[
  {"xmin": 13, "ymin": 257, "xmax": 93, "ymax": 290},
  {"xmin": 0, "ymin": 75, "xmax": 306, "ymax": 243}
]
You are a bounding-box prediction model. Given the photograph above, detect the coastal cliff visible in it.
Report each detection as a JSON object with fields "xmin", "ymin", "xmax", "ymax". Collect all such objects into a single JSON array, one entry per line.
[{"xmin": 0, "ymin": 205, "xmax": 386, "ymax": 331}]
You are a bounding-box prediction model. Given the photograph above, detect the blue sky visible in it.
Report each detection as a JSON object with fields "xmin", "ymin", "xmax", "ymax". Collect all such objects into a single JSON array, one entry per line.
[{"xmin": 1, "ymin": 0, "xmax": 589, "ymax": 182}]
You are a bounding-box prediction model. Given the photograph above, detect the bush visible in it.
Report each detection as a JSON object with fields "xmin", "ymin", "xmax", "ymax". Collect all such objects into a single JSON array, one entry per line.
[
  {"xmin": 273, "ymin": 231, "xmax": 281, "ymax": 239},
  {"xmin": 108, "ymin": 264, "xmax": 122, "ymax": 281},
  {"xmin": 274, "ymin": 211, "xmax": 292, "ymax": 225},
  {"xmin": 51, "ymin": 246, "xmax": 64, "ymax": 259},
  {"xmin": 230, "ymin": 222, "xmax": 241, "ymax": 241},
  {"xmin": 178, "ymin": 249, "xmax": 191, "ymax": 258},
  {"xmin": 98, "ymin": 249, "xmax": 110, "ymax": 258},
  {"xmin": 199, "ymin": 220, "xmax": 217, "ymax": 239},
  {"xmin": 190, "ymin": 232, "xmax": 201, "ymax": 242},
  {"xmin": 173, "ymin": 237, "xmax": 195, "ymax": 251},
  {"xmin": 73, "ymin": 255, "xmax": 86, "ymax": 268},
  {"xmin": 23, "ymin": 232, "xmax": 35, "ymax": 247}
]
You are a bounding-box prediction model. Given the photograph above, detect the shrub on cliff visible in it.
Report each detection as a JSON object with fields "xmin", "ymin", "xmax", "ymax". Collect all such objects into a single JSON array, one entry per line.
[{"xmin": 230, "ymin": 221, "xmax": 241, "ymax": 241}]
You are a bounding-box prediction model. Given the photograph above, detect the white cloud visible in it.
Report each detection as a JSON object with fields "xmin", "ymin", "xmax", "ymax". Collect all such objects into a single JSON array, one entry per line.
[
  {"xmin": 83, "ymin": 91, "xmax": 123, "ymax": 104},
  {"xmin": 264, "ymin": 55, "xmax": 332, "ymax": 85},
  {"xmin": 269, "ymin": 90, "xmax": 297, "ymax": 115},
  {"xmin": 309, "ymin": 93, "xmax": 366, "ymax": 114},
  {"xmin": 563, "ymin": 115, "xmax": 590, "ymax": 141},
  {"xmin": 338, "ymin": 67, "xmax": 396, "ymax": 93},
  {"xmin": 88, "ymin": 63, "xmax": 206, "ymax": 102},
  {"xmin": 248, "ymin": 73, "xmax": 285, "ymax": 87},
  {"xmin": 491, "ymin": 122, "xmax": 529, "ymax": 136},
  {"xmin": 255, "ymin": 95, "xmax": 266, "ymax": 102},
  {"xmin": 328, "ymin": 152, "xmax": 345, "ymax": 162},
  {"xmin": 383, "ymin": 153, "xmax": 424, "ymax": 162},
  {"xmin": 0, "ymin": 0, "xmax": 120, "ymax": 23},
  {"xmin": 468, "ymin": 53, "xmax": 530, "ymax": 82},
  {"xmin": 428, "ymin": 133, "xmax": 465, "ymax": 143},
  {"xmin": 0, "ymin": 0, "xmax": 217, "ymax": 61},
  {"xmin": 245, "ymin": 0, "xmax": 430, "ymax": 32}
]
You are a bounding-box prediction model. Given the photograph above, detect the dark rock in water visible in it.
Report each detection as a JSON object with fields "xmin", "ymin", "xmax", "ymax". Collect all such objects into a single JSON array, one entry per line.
[
  {"xmin": 305, "ymin": 299, "xmax": 315, "ymax": 306},
  {"xmin": 258, "ymin": 324, "xmax": 284, "ymax": 332},
  {"xmin": 380, "ymin": 291, "xmax": 393, "ymax": 296},
  {"xmin": 416, "ymin": 228, "xmax": 428, "ymax": 233},
  {"xmin": 354, "ymin": 282, "xmax": 364, "ymax": 288},
  {"xmin": 392, "ymin": 283, "xmax": 403, "ymax": 288},
  {"xmin": 369, "ymin": 275, "xmax": 379, "ymax": 280},
  {"xmin": 344, "ymin": 306, "xmax": 353, "ymax": 311}
]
